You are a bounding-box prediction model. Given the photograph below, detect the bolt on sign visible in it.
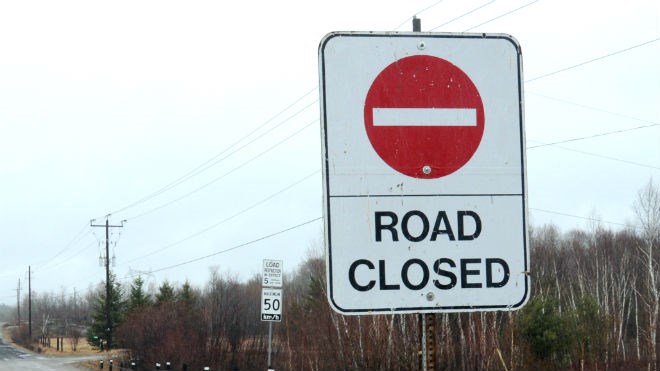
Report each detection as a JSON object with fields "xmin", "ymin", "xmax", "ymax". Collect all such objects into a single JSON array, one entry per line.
[{"xmin": 319, "ymin": 32, "xmax": 529, "ymax": 314}]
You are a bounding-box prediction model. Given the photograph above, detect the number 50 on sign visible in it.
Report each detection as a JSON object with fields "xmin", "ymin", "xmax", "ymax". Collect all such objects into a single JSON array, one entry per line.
[{"xmin": 261, "ymin": 288, "xmax": 282, "ymax": 322}]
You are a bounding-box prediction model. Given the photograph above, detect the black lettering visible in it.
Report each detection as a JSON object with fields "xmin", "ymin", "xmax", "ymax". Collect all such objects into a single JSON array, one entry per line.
[
  {"xmin": 433, "ymin": 258, "xmax": 457, "ymax": 289},
  {"xmin": 379, "ymin": 260, "xmax": 400, "ymax": 290},
  {"xmin": 461, "ymin": 258, "xmax": 482, "ymax": 288},
  {"xmin": 401, "ymin": 258, "xmax": 429, "ymax": 290},
  {"xmin": 458, "ymin": 211, "xmax": 482, "ymax": 240},
  {"xmin": 401, "ymin": 210, "xmax": 429, "ymax": 242},
  {"xmin": 486, "ymin": 258, "xmax": 510, "ymax": 288},
  {"xmin": 430, "ymin": 211, "xmax": 455, "ymax": 241},
  {"xmin": 348, "ymin": 259, "xmax": 375, "ymax": 291},
  {"xmin": 375, "ymin": 211, "xmax": 398, "ymax": 241}
]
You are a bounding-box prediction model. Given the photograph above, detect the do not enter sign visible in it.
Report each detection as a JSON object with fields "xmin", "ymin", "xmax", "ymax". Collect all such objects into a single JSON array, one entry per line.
[
  {"xmin": 364, "ymin": 55, "xmax": 485, "ymax": 179},
  {"xmin": 319, "ymin": 32, "xmax": 528, "ymax": 315}
]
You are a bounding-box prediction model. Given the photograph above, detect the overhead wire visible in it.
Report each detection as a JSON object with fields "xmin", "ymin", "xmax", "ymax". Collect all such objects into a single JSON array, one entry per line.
[
  {"xmin": 125, "ymin": 119, "xmax": 319, "ymax": 221},
  {"xmin": 528, "ymin": 142, "xmax": 660, "ymax": 171},
  {"xmin": 464, "ymin": 0, "xmax": 540, "ymax": 31},
  {"xmin": 525, "ymin": 37, "xmax": 660, "ymax": 83},
  {"xmin": 120, "ymin": 217, "xmax": 323, "ymax": 280},
  {"xmin": 108, "ymin": 87, "xmax": 318, "ymax": 216},
  {"xmin": 527, "ymin": 123, "xmax": 660, "ymax": 149},
  {"xmin": 530, "ymin": 208, "xmax": 636, "ymax": 230},
  {"xmin": 526, "ymin": 91, "xmax": 660, "ymax": 126},
  {"xmin": 521, "ymin": 39, "xmax": 660, "ymax": 156},
  {"xmin": 429, "ymin": 0, "xmax": 497, "ymax": 31},
  {"xmin": 32, "ymin": 223, "xmax": 91, "ymax": 270},
  {"xmin": 122, "ymin": 169, "xmax": 320, "ymax": 265},
  {"xmin": 38, "ymin": 241, "xmax": 97, "ymax": 272}
]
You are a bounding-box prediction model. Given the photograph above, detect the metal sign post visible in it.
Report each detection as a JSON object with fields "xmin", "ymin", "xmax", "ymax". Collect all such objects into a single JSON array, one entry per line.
[{"xmin": 268, "ymin": 321, "xmax": 273, "ymax": 369}]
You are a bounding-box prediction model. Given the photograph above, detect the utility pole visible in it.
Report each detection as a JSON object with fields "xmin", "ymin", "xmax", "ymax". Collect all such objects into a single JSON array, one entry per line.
[
  {"xmin": 16, "ymin": 279, "xmax": 21, "ymax": 325},
  {"xmin": 73, "ymin": 287, "xmax": 78, "ymax": 323},
  {"xmin": 90, "ymin": 216, "xmax": 125, "ymax": 350}
]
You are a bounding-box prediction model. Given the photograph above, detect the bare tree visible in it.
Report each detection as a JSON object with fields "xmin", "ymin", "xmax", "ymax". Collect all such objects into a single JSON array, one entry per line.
[
  {"xmin": 634, "ymin": 178, "xmax": 660, "ymax": 371},
  {"xmin": 69, "ymin": 326, "xmax": 81, "ymax": 351}
]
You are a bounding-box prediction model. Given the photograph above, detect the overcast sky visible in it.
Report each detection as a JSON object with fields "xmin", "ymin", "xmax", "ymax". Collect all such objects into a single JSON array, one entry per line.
[{"xmin": 0, "ymin": 0, "xmax": 658, "ymax": 306}]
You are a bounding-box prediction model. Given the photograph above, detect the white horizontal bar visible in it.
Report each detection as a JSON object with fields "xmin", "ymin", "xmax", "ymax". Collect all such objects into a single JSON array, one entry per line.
[{"xmin": 373, "ymin": 107, "xmax": 477, "ymax": 127}]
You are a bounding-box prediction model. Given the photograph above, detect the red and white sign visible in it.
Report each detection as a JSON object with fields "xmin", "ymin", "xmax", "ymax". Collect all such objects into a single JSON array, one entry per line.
[
  {"xmin": 319, "ymin": 32, "xmax": 529, "ymax": 315},
  {"xmin": 364, "ymin": 55, "xmax": 485, "ymax": 179}
]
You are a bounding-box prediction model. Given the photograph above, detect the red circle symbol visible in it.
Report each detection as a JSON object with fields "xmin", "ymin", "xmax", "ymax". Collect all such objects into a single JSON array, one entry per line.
[{"xmin": 364, "ymin": 55, "xmax": 485, "ymax": 179}]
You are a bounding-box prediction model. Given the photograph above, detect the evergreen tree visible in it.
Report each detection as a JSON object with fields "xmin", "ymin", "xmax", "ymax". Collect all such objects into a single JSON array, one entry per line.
[
  {"xmin": 155, "ymin": 280, "xmax": 176, "ymax": 304},
  {"xmin": 177, "ymin": 280, "xmax": 196, "ymax": 306},
  {"xmin": 127, "ymin": 276, "xmax": 152, "ymax": 312},
  {"xmin": 87, "ymin": 273, "xmax": 125, "ymax": 350}
]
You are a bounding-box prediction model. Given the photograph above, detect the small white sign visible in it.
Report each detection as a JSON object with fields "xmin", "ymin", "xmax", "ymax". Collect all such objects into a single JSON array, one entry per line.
[
  {"xmin": 262, "ymin": 259, "xmax": 283, "ymax": 288},
  {"xmin": 261, "ymin": 287, "xmax": 282, "ymax": 322}
]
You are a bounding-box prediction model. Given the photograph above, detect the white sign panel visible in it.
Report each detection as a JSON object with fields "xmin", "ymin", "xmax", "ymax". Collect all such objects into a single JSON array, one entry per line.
[
  {"xmin": 261, "ymin": 287, "xmax": 282, "ymax": 322},
  {"xmin": 262, "ymin": 259, "xmax": 283, "ymax": 288},
  {"xmin": 319, "ymin": 32, "xmax": 529, "ymax": 314}
]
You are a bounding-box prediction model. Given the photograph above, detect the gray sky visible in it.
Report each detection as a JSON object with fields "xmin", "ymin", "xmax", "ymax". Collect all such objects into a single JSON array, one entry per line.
[{"xmin": 0, "ymin": 0, "xmax": 658, "ymax": 305}]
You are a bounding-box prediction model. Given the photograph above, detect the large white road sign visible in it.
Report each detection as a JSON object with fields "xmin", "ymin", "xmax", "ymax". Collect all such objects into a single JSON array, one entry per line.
[{"xmin": 319, "ymin": 32, "xmax": 529, "ymax": 314}]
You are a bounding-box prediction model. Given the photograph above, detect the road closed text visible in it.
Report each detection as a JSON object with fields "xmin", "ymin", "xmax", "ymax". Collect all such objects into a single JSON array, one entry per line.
[
  {"xmin": 345, "ymin": 210, "xmax": 512, "ymax": 292},
  {"xmin": 348, "ymin": 258, "xmax": 510, "ymax": 292}
]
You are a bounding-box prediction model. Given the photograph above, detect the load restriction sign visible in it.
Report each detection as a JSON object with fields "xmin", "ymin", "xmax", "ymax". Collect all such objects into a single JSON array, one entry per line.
[{"xmin": 319, "ymin": 32, "xmax": 529, "ymax": 314}]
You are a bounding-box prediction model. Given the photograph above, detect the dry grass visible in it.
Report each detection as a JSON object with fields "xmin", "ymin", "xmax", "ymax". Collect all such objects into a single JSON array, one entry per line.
[
  {"xmin": 1, "ymin": 323, "xmax": 112, "ymax": 356},
  {"xmin": 35, "ymin": 336, "xmax": 97, "ymax": 356}
]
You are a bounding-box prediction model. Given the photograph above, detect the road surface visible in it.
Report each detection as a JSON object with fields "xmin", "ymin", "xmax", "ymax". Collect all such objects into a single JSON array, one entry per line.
[{"xmin": 0, "ymin": 324, "xmax": 97, "ymax": 371}]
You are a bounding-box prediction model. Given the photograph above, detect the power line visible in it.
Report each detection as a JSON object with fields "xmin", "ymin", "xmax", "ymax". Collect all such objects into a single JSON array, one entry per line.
[
  {"xmin": 108, "ymin": 87, "xmax": 318, "ymax": 216},
  {"xmin": 33, "ymin": 223, "xmax": 90, "ymax": 270},
  {"xmin": 527, "ymin": 91, "xmax": 660, "ymax": 126},
  {"xmin": 122, "ymin": 217, "xmax": 323, "ymax": 279},
  {"xmin": 530, "ymin": 208, "xmax": 635, "ymax": 230},
  {"xmin": 429, "ymin": 0, "xmax": 496, "ymax": 31},
  {"xmin": 125, "ymin": 119, "xmax": 318, "ymax": 221},
  {"xmin": 527, "ymin": 122, "xmax": 660, "ymax": 148},
  {"xmin": 525, "ymin": 37, "xmax": 660, "ymax": 83},
  {"xmin": 524, "ymin": 92, "xmax": 659, "ymax": 168},
  {"xmin": 528, "ymin": 142, "xmax": 660, "ymax": 171},
  {"xmin": 38, "ymin": 241, "xmax": 97, "ymax": 272},
  {"xmin": 464, "ymin": 0, "xmax": 541, "ymax": 31},
  {"xmin": 122, "ymin": 169, "xmax": 321, "ymax": 265}
]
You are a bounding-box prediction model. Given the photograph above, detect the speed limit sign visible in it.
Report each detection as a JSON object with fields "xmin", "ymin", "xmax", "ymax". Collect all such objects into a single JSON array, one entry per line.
[{"xmin": 261, "ymin": 287, "xmax": 282, "ymax": 322}]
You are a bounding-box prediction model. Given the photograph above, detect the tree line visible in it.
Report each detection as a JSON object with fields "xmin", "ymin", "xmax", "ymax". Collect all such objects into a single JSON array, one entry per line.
[{"xmin": 9, "ymin": 179, "xmax": 660, "ymax": 371}]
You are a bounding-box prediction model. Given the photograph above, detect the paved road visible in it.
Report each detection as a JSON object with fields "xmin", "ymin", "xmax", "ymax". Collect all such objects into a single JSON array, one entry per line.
[{"xmin": 0, "ymin": 324, "xmax": 97, "ymax": 371}]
